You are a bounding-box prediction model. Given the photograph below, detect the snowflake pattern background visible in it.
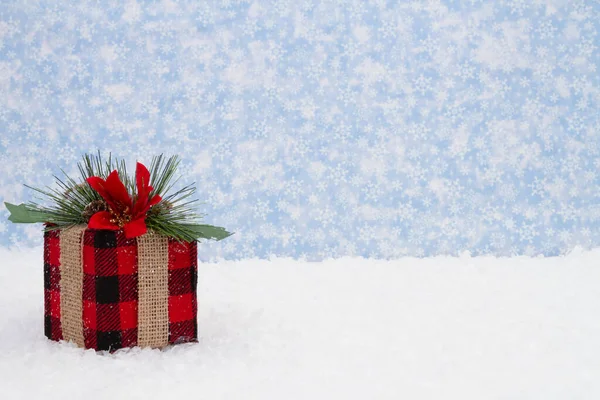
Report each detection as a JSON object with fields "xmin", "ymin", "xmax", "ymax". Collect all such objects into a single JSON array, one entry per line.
[{"xmin": 0, "ymin": 1, "xmax": 599, "ymax": 261}]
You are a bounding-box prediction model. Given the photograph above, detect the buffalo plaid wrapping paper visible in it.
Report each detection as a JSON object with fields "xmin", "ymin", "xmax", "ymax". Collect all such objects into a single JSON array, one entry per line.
[
  {"xmin": 43, "ymin": 227, "xmax": 198, "ymax": 351},
  {"xmin": 44, "ymin": 230, "xmax": 62, "ymax": 342}
]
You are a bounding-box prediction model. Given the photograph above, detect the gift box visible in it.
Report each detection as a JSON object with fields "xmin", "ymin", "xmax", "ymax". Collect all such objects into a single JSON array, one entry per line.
[
  {"xmin": 44, "ymin": 226, "xmax": 198, "ymax": 351},
  {"xmin": 7, "ymin": 153, "xmax": 232, "ymax": 352}
]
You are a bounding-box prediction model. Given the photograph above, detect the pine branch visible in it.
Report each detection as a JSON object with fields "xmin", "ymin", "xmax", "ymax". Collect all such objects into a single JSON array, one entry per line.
[{"xmin": 7, "ymin": 152, "xmax": 233, "ymax": 243}]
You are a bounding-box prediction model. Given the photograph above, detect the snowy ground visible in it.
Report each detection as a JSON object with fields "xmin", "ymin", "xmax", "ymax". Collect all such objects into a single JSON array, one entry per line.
[{"xmin": 1, "ymin": 247, "xmax": 600, "ymax": 400}]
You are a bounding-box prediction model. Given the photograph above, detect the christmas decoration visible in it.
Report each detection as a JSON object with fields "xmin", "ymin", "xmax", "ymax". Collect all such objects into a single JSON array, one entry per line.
[
  {"xmin": 6, "ymin": 153, "xmax": 233, "ymax": 351},
  {"xmin": 85, "ymin": 163, "xmax": 162, "ymax": 238}
]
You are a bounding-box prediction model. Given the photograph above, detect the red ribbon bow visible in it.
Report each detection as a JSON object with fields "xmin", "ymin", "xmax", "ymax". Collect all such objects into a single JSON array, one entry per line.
[{"xmin": 86, "ymin": 162, "xmax": 162, "ymax": 238}]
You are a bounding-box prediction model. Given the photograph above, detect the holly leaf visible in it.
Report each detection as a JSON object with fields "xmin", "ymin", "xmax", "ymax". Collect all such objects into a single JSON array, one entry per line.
[
  {"xmin": 4, "ymin": 202, "xmax": 50, "ymax": 224},
  {"xmin": 182, "ymin": 223, "xmax": 234, "ymax": 241}
]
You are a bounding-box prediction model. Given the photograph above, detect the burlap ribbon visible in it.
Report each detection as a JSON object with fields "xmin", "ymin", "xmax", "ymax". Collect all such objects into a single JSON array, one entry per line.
[
  {"xmin": 136, "ymin": 233, "xmax": 169, "ymax": 348},
  {"xmin": 59, "ymin": 226, "xmax": 170, "ymax": 348},
  {"xmin": 59, "ymin": 225, "xmax": 87, "ymax": 347}
]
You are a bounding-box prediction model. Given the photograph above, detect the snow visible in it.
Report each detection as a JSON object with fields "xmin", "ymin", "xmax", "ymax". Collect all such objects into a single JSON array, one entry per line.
[{"xmin": 1, "ymin": 247, "xmax": 600, "ymax": 399}]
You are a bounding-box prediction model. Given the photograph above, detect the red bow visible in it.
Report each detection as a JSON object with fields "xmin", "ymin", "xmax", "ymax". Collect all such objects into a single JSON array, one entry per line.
[{"xmin": 86, "ymin": 162, "xmax": 162, "ymax": 238}]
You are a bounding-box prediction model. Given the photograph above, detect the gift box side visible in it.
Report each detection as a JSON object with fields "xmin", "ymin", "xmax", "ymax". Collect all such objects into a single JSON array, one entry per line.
[
  {"xmin": 44, "ymin": 229, "xmax": 63, "ymax": 342},
  {"xmin": 82, "ymin": 229, "xmax": 139, "ymax": 351},
  {"xmin": 168, "ymin": 238, "xmax": 198, "ymax": 344}
]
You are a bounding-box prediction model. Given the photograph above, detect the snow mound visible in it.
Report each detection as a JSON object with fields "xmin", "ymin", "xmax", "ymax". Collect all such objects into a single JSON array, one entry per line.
[{"xmin": 1, "ymin": 247, "xmax": 600, "ymax": 399}]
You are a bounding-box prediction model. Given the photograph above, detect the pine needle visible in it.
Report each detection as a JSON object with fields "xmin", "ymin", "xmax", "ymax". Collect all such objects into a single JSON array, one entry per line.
[{"xmin": 15, "ymin": 152, "xmax": 233, "ymax": 242}]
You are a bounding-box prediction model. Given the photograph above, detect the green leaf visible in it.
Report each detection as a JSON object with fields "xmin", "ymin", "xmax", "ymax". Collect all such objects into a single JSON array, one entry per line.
[
  {"xmin": 5, "ymin": 202, "xmax": 51, "ymax": 224},
  {"xmin": 182, "ymin": 224, "xmax": 234, "ymax": 241}
]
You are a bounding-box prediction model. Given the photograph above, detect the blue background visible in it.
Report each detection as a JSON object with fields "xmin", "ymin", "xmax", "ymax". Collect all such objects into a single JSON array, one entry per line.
[{"xmin": 0, "ymin": 1, "xmax": 599, "ymax": 260}]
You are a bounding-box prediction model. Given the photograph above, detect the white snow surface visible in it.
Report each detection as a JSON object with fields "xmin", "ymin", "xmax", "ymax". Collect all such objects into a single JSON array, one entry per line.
[{"xmin": 1, "ymin": 247, "xmax": 600, "ymax": 399}]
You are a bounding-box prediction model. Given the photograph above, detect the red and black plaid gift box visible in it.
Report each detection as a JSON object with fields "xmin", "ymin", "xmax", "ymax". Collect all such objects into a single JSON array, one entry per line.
[{"xmin": 44, "ymin": 226, "xmax": 198, "ymax": 351}]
